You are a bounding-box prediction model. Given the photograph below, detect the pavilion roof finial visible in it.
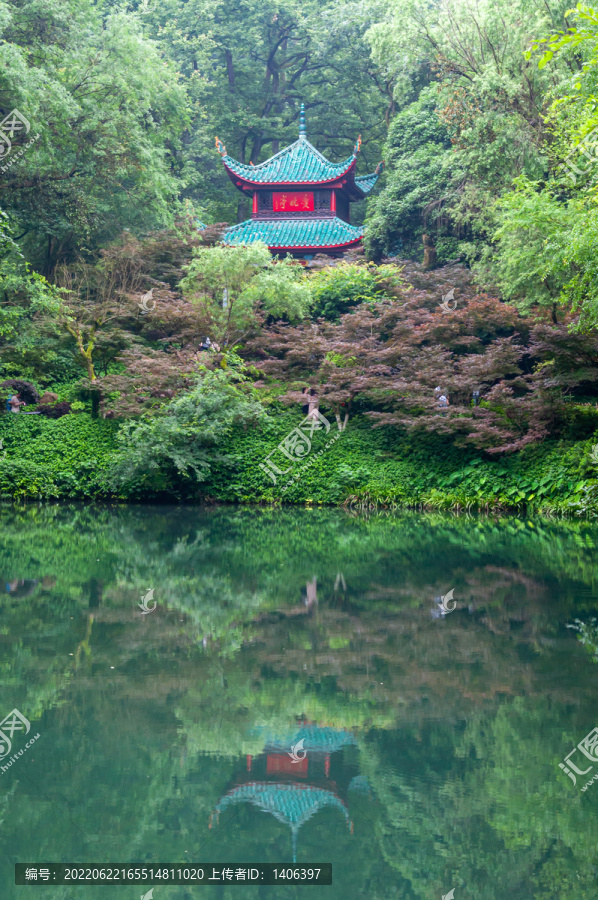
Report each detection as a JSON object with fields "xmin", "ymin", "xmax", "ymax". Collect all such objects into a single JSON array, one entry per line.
[{"xmin": 299, "ymin": 103, "xmax": 306, "ymax": 139}]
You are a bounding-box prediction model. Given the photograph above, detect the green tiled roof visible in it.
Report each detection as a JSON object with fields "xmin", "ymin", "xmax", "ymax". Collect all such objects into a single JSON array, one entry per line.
[
  {"xmin": 254, "ymin": 724, "xmax": 356, "ymax": 754},
  {"xmin": 223, "ymin": 216, "xmax": 364, "ymax": 249},
  {"xmin": 216, "ymin": 782, "xmax": 348, "ymax": 827},
  {"xmin": 355, "ymin": 172, "xmax": 380, "ymax": 195},
  {"xmin": 217, "ymin": 104, "xmax": 382, "ymax": 198},
  {"xmin": 222, "ymin": 138, "xmax": 357, "ymax": 185},
  {"xmin": 213, "ymin": 781, "xmax": 352, "ymax": 863}
]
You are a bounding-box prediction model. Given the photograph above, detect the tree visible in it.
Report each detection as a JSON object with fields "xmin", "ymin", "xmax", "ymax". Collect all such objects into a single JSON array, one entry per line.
[
  {"xmin": 310, "ymin": 262, "xmax": 392, "ymax": 321},
  {"xmin": 0, "ymin": 0, "xmax": 187, "ymax": 271},
  {"xmin": 364, "ymin": 86, "xmax": 456, "ymax": 260},
  {"xmin": 364, "ymin": 0, "xmax": 573, "ymax": 262},
  {"xmin": 179, "ymin": 242, "xmax": 312, "ymax": 347},
  {"xmin": 0, "ymin": 211, "xmax": 68, "ymax": 383},
  {"xmin": 107, "ymin": 366, "xmax": 268, "ymax": 493},
  {"xmin": 249, "ymin": 267, "xmax": 598, "ymax": 454},
  {"xmin": 141, "ymin": 0, "xmax": 391, "ymax": 223}
]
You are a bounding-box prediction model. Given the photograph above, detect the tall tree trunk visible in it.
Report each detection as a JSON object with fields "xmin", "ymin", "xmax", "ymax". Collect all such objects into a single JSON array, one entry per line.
[{"xmin": 250, "ymin": 135, "xmax": 262, "ymax": 163}]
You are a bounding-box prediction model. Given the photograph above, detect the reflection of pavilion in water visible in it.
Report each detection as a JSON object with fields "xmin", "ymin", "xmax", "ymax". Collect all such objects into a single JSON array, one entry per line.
[{"xmin": 210, "ymin": 723, "xmax": 368, "ymax": 862}]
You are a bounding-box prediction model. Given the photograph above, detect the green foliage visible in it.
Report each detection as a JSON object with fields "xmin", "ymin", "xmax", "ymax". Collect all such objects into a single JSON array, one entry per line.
[
  {"xmin": 527, "ymin": 3, "xmax": 598, "ymax": 70},
  {"xmin": 199, "ymin": 409, "xmax": 598, "ymax": 513},
  {"xmin": 364, "ymin": 87, "xmax": 455, "ymax": 260},
  {"xmin": 491, "ymin": 4, "xmax": 598, "ymax": 325},
  {"xmin": 567, "ymin": 617, "xmax": 598, "ymax": 661},
  {"xmin": 479, "ymin": 176, "xmax": 598, "ymax": 328},
  {"xmin": 0, "ymin": 0, "xmax": 187, "ymax": 269},
  {"xmin": 476, "ymin": 177, "xmax": 572, "ymax": 313},
  {"xmin": 1, "ymin": 404, "xmax": 597, "ymax": 511},
  {"xmin": 310, "ymin": 263, "xmax": 386, "ymax": 320},
  {"xmin": 0, "ymin": 217, "xmax": 64, "ymax": 379},
  {"xmin": 106, "ymin": 367, "xmax": 268, "ymax": 495},
  {"xmin": 365, "ymin": 0, "xmax": 565, "ymax": 263},
  {"xmin": 0, "ymin": 413, "xmax": 118, "ymax": 499},
  {"xmin": 145, "ymin": 0, "xmax": 389, "ymax": 224},
  {"xmin": 180, "ymin": 243, "xmax": 312, "ymax": 345}
]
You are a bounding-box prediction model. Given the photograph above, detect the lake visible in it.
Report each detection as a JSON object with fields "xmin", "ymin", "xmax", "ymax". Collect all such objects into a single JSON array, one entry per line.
[{"xmin": 1, "ymin": 504, "xmax": 598, "ymax": 899}]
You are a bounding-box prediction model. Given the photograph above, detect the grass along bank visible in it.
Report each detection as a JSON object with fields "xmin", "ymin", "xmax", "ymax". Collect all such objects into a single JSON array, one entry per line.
[{"xmin": 0, "ymin": 409, "xmax": 597, "ymax": 515}]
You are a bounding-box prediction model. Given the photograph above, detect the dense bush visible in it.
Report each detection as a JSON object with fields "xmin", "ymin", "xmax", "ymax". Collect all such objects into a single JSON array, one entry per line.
[
  {"xmin": 0, "ymin": 414, "xmax": 118, "ymax": 499},
  {"xmin": 37, "ymin": 401, "xmax": 72, "ymax": 419},
  {"xmin": 309, "ymin": 263, "xmax": 385, "ymax": 321},
  {"xmin": 106, "ymin": 367, "xmax": 268, "ymax": 496},
  {"xmin": 0, "ymin": 379, "xmax": 40, "ymax": 406},
  {"xmin": 0, "ymin": 404, "xmax": 596, "ymax": 510}
]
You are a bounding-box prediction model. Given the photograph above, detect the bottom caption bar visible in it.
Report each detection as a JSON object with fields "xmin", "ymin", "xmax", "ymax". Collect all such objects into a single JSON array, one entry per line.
[{"xmin": 16, "ymin": 864, "xmax": 332, "ymax": 885}]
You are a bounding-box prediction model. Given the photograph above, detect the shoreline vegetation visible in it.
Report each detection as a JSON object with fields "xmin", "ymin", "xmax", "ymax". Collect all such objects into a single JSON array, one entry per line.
[
  {"xmin": 0, "ymin": 405, "xmax": 596, "ymax": 516},
  {"xmin": 1, "ymin": 257, "xmax": 597, "ymax": 515},
  {"xmin": 3, "ymin": 0, "xmax": 598, "ymax": 516}
]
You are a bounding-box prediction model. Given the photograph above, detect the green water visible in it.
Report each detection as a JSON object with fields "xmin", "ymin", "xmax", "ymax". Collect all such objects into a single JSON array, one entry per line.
[{"xmin": 1, "ymin": 504, "xmax": 598, "ymax": 899}]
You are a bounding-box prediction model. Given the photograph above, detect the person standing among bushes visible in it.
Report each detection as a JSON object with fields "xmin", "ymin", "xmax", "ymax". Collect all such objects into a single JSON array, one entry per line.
[{"xmin": 8, "ymin": 393, "xmax": 25, "ymax": 413}]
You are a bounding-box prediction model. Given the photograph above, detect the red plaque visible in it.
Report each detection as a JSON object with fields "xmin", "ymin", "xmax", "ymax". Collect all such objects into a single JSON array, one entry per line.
[
  {"xmin": 273, "ymin": 192, "xmax": 314, "ymax": 212},
  {"xmin": 266, "ymin": 753, "xmax": 308, "ymax": 775}
]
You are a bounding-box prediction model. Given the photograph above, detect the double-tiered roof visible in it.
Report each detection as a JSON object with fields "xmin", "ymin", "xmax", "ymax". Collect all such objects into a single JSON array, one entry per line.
[{"xmin": 217, "ymin": 104, "xmax": 383, "ymax": 257}]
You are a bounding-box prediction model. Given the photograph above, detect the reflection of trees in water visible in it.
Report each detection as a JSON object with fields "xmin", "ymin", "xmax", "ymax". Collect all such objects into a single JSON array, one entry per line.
[
  {"xmin": 1, "ymin": 506, "xmax": 598, "ymax": 897},
  {"xmin": 361, "ymin": 698, "xmax": 598, "ymax": 899},
  {"xmin": 1, "ymin": 504, "xmax": 598, "ymax": 725}
]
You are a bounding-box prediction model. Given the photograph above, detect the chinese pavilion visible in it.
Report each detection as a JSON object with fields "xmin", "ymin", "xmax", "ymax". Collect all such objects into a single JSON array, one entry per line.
[
  {"xmin": 210, "ymin": 723, "xmax": 362, "ymax": 862},
  {"xmin": 216, "ymin": 104, "xmax": 383, "ymax": 259}
]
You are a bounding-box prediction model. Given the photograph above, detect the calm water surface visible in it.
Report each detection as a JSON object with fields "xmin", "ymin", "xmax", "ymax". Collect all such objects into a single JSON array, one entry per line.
[{"xmin": 1, "ymin": 504, "xmax": 598, "ymax": 899}]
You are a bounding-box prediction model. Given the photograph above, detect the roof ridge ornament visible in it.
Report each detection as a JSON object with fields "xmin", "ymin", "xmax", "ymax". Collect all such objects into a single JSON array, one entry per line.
[
  {"xmin": 299, "ymin": 103, "xmax": 306, "ymax": 139},
  {"xmin": 353, "ymin": 135, "xmax": 362, "ymax": 156},
  {"xmin": 215, "ymin": 136, "xmax": 226, "ymax": 157}
]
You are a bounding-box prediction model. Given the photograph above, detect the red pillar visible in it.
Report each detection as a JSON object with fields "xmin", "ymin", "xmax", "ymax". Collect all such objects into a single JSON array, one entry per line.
[
  {"xmin": 330, "ymin": 192, "xmax": 336, "ymax": 213},
  {"xmin": 252, "ymin": 192, "xmax": 258, "ymax": 214},
  {"xmin": 247, "ymin": 754, "xmax": 252, "ymax": 772},
  {"xmin": 324, "ymin": 754, "xmax": 330, "ymax": 777}
]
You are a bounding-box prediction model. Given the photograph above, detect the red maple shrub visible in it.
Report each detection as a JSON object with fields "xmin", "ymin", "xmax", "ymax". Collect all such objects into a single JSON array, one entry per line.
[{"xmin": 247, "ymin": 282, "xmax": 598, "ymax": 454}]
